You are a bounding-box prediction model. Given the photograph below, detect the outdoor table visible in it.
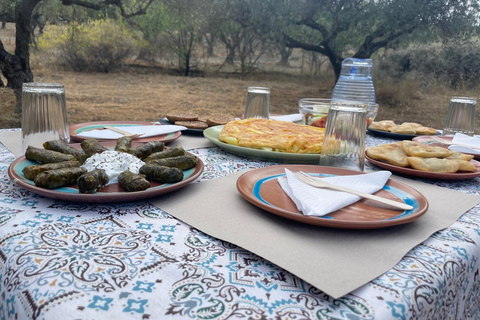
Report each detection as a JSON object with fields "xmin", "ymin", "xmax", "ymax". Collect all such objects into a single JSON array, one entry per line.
[{"xmin": 0, "ymin": 128, "xmax": 479, "ymax": 320}]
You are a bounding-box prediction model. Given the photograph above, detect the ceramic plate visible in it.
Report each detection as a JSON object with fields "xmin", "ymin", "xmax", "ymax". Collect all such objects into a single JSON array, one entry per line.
[
  {"xmin": 365, "ymin": 153, "xmax": 480, "ymax": 180},
  {"xmin": 8, "ymin": 142, "xmax": 204, "ymax": 203},
  {"xmin": 367, "ymin": 128, "xmax": 441, "ymax": 140},
  {"xmin": 236, "ymin": 165, "xmax": 428, "ymax": 229},
  {"xmin": 70, "ymin": 121, "xmax": 182, "ymax": 143},
  {"xmin": 412, "ymin": 135, "xmax": 480, "ymax": 160},
  {"xmin": 203, "ymin": 125, "xmax": 321, "ymax": 164}
]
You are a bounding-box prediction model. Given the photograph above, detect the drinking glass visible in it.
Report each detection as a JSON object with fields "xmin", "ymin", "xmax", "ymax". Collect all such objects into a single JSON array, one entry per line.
[
  {"xmin": 21, "ymin": 83, "xmax": 70, "ymax": 154},
  {"xmin": 443, "ymin": 97, "xmax": 477, "ymax": 136},
  {"xmin": 299, "ymin": 98, "xmax": 331, "ymax": 127},
  {"xmin": 244, "ymin": 87, "xmax": 270, "ymax": 119},
  {"xmin": 319, "ymin": 101, "xmax": 368, "ymax": 171}
]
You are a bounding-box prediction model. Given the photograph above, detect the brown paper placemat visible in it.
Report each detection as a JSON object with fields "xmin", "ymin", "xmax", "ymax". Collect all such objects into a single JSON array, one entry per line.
[
  {"xmin": 150, "ymin": 169, "xmax": 480, "ymax": 298},
  {"xmin": 0, "ymin": 130, "xmax": 213, "ymax": 158}
]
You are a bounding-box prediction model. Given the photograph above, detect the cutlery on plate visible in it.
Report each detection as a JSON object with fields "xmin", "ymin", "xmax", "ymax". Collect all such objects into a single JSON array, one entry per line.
[
  {"xmin": 431, "ymin": 136, "xmax": 480, "ymax": 151},
  {"xmin": 293, "ymin": 171, "xmax": 413, "ymax": 211},
  {"xmin": 104, "ymin": 126, "xmax": 143, "ymax": 138}
]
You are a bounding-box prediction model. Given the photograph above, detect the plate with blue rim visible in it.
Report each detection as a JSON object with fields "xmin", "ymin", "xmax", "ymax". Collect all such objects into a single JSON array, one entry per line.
[{"xmin": 236, "ymin": 164, "xmax": 428, "ymax": 229}]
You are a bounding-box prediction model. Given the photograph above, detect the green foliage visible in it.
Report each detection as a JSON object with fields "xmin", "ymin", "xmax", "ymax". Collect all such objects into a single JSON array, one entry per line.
[{"xmin": 37, "ymin": 19, "xmax": 146, "ymax": 72}]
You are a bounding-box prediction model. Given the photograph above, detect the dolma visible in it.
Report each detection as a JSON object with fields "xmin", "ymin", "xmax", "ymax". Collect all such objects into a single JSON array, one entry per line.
[
  {"xmin": 145, "ymin": 145, "xmax": 186, "ymax": 162},
  {"xmin": 81, "ymin": 139, "xmax": 108, "ymax": 157},
  {"xmin": 130, "ymin": 141, "xmax": 164, "ymax": 159},
  {"xmin": 25, "ymin": 146, "xmax": 76, "ymax": 164},
  {"xmin": 22, "ymin": 161, "xmax": 81, "ymax": 180},
  {"xmin": 43, "ymin": 140, "xmax": 88, "ymax": 164},
  {"xmin": 77, "ymin": 169, "xmax": 109, "ymax": 194},
  {"xmin": 34, "ymin": 167, "xmax": 87, "ymax": 189},
  {"xmin": 118, "ymin": 170, "xmax": 150, "ymax": 192},
  {"xmin": 139, "ymin": 164, "xmax": 183, "ymax": 183},
  {"xmin": 148, "ymin": 155, "xmax": 197, "ymax": 170},
  {"xmin": 115, "ymin": 136, "xmax": 133, "ymax": 153}
]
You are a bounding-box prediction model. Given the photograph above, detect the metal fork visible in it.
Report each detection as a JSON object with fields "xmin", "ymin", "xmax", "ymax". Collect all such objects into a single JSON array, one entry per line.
[
  {"xmin": 431, "ymin": 136, "xmax": 480, "ymax": 151},
  {"xmin": 293, "ymin": 171, "xmax": 413, "ymax": 211}
]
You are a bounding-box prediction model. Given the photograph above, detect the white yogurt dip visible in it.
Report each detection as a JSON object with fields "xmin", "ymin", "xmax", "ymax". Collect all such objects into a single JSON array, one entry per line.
[{"xmin": 82, "ymin": 150, "xmax": 145, "ymax": 185}]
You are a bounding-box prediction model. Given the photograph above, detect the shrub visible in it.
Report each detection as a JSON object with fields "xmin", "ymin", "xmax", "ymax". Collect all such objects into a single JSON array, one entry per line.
[{"xmin": 38, "ymin": 19, "xmax": 145, "ymax": 72}]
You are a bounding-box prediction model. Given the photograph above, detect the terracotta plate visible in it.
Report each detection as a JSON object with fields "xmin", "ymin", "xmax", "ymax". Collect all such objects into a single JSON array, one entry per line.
[
  {"xmin": 8, "ymin": 142, "xmax": 204, "ymax": 203},
  {"xmin": 366, "ymin": 153, "xmax": 480, "ymax": 180},
  {"xmin": 203, "ymin": 125, "xmax": 321, "ymax": 164},
  {"xmin": 236, "ymin": 165, "xmax": 428, "ymax": 229},
  {"xmin": 367, "ymin": 128, "xmax": 440, "ymax": 140},
  {"xmin": 70, "ymin": 121, "xmax": 182, "ymax": 143},
  {"xmin": 413, "ymin": 135, "xmax": 480, "ymax": 160}
]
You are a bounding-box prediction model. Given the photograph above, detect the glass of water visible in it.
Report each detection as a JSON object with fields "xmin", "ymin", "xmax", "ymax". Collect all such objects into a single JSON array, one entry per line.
[
  {"xmin": 319, "ymin": 101, "xmax": 368, "ymax": 171},
  {"xmin": 21, "ymin": 83, "xmax": 70, "ymax": 154},
  {"xmin": 244, "ymin": 87, "xmax": 270, "ymax": 119},
  {"xmin": 443, "ymin": 97, "xmax": 477, "ymax": 136}
]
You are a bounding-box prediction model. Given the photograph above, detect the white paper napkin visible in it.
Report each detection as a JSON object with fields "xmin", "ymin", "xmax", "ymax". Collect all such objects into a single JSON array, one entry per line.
[
  {"xmin": 448, "ymin": 133, "xmax": 480, "ymax": 155},
  {"xmin": 270, "ymin": 113, "xmax": 303, "ymax": 122},
  {"xmin": 277, "ymin": 169, "xmax": 392, "ymax": 216},
  {"xmin": 75, "ymin": 125, "xmax": 187, "ymax": 140}
]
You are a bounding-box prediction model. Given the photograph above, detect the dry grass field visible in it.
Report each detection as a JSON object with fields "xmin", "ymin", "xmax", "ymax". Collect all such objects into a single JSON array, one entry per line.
[{"xmin": 1, "ymin": 23, "xmax": 478, "ymax": 131}]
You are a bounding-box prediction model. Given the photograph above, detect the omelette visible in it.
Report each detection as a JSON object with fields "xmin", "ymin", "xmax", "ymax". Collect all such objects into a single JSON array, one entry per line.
[{"xmin": 218, "ymin": 118, "xmax": 325, "ymax": 154}]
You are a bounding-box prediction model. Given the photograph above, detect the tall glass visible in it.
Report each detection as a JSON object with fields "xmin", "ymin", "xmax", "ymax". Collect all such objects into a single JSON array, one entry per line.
[
  {"xmin": 319, "ymin": 101, "xmax": 368, "ymax": 171},
  {"xmin": 244, "ymin": 87, "xmax": 270, "ymax": 119},
  {"xmin": 443, "ymin": 97, "xmax": 477, "ymax": 136},
  {"xmin": 21, "ymin": 83, "xmax": 70, "ymax": 154}
]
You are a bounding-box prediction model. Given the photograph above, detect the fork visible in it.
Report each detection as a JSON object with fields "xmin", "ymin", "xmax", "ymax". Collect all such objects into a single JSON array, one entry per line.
[
  {"xmin": 104, "ymin": 126, "xmax": 144, "ymax": 138},
  {"xmin": 293, "ymin": 171, "xmax": 413, "ymax": 211},
  {"xmin": 431, "ymin": 136, "xmax": 480, "ymax": 151}
]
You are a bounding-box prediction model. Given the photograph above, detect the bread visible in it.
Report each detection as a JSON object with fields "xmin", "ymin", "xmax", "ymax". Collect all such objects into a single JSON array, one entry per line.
[
  {"xmin": 205, "ymin": 114, "xmax": 235, "ymax": 126},
  {"xmin": 219, "ymin": 118, "xmax": 324, "ymax": 154},
  {"xmin": 366, "ymin": 142, "xmax": 409, "ymax": 167},
  {"xmin": 175, "ymin": 120, "xmax": 209, "ymax": 129},
  {"xmin": 166, "ymin": 113, "xmax": 199, "ymax": 122}
]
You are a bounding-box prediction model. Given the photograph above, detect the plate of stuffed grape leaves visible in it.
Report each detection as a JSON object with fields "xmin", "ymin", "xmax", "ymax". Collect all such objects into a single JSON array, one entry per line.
[{"xmin": 8, "ymin": 138, "xmax": 204, "ymax": 203}]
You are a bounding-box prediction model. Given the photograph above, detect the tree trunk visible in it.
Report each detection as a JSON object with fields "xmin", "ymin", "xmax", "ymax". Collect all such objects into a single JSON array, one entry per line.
[
  {"xmin": 278, "ymin": 46, "xmax": 292, "ymax": 66},
  {"xmin": 1, "ymin": 21, "xmax": 6, "ymax": 29},
  {"xmin": 184, "ymin": 53, "xmax": 190, "ymax": 77}
]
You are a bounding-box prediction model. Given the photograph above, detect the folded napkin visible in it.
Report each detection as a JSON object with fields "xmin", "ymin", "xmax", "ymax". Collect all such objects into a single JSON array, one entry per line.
[
  {"xmin": 75, "ymin": 125, "xmax": 187, "ymax": 140},
  {"xmin": 270, "ymin": 113, "xmax": 303, "ymax": 122},
  {"xmin": 448, "ymin": 133, "xmax": 480, "ymax": 155},
  {"xmin": 277, "ymin": 169, "xmax": 392, "ymax": 216}
]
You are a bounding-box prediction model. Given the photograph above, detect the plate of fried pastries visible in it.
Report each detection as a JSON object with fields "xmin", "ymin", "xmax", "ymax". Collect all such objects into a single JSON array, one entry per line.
[
  {"xmin": 8, "ymin": 140, "xmax": 204, "ymax": 203},
  {"xmin": 366, "ymin": 140, "xmax": 480, "ymax": 180},
  {"xmin": 203, "ymin": 119, "xmax": 325, "ymax": 164},
  {"xmin": 367, "ymin": 120, "xmax": 440, "ymax": 139}
]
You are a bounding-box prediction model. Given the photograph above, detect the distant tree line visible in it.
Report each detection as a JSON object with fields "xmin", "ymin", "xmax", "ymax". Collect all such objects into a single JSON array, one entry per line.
[{"xmin": 0, "ymin": 0, "xmax": 479, "ymax": 112}]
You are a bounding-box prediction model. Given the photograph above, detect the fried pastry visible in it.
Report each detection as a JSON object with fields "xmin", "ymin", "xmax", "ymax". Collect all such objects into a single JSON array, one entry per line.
[
  {"xmin": 446, "ymin": 152, "xmax": 474, "ymax": 161},
  {"xmin": 448, "ymin": 159, "xmax": 477, "ymax": 172},
  {"xmin": 219, "ymin": 118, "xmax": 324, "ymax": 154},
  {"xmin": 205, "ymin": 114, "xmax": 235, "ymax": 126},
  {"xmin": 407, "ymin": 157, "xmax": 459, "ymax": 173},
  {"xmin": 389, "ymin": 125, "xmax": 416, "ymax": 135},
  {"xmin": 175, "ymin": 120, "xmax": 209, "ymax": 129},
  {"xmin": 369, "ymin": 120, "xmax": 395, "ymax": 131},
  {"xmin": 401, "ymin": 141, "xmax": 453, "ymax": 158},
  {"xmin": 366, "ymin": 142, "xmax": 409, "ymax": 167},
  {"xmin": 415, "ymin": 126, "xmax": 437, "ymax": 135},
  {"xmin": 166, "ymin": 113, "xmax": 199, "ymax": 122},
  {"xmin": 401, "ymin": 122, "xmax": 423, "ymax": 128}
]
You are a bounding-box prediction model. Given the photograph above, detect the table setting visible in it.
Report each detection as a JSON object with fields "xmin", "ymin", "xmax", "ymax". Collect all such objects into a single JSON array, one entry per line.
[{"xmin": 0, "ymin": 80, "xmax": 479, "ymax": 320}]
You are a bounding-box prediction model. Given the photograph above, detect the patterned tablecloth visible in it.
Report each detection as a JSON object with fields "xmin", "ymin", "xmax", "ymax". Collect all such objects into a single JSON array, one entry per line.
[{"xmin": 0, "ymin": 130, "xmax": 479, "ymax": 320}]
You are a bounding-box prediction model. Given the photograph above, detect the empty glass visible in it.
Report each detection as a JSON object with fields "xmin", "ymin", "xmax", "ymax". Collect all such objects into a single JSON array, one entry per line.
[
  {"xmin": 21, "ymin": 83, "xmax": 70, "ymax": 153},
  {"xmin": 299, "ymin": 98, "xmax": 331, "ymax": 127},
  {"xmin": 443, "ymin": 97, "xmax": 477, "ymax": 136},
  {"xmin": 319, "ymin": 101, "xmax": 368, "ymax": 171},
  {"xmin": 244, "ymin": 87, "xmax": 270, "ymax": 119}
]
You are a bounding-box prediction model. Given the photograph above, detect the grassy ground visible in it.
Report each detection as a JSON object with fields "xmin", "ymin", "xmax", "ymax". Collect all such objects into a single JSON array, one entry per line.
[{"xmin": 1, "ymin": 23, "xmax": 478, "ymax": 131}]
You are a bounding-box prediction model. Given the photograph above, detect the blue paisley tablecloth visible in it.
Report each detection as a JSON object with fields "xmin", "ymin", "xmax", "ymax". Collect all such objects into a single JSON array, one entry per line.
[{"xmin": 0, "ymin": 130, "xmax": 479, "ymax": 320}]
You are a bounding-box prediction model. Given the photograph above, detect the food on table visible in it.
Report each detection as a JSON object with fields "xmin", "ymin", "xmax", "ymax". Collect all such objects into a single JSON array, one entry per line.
[
  {"xmin": 129, "ymin": 140, "xmax": 165, "ymax": 159},
  {"xmin": 118, "ymin": 170, "xmax": 150, "ymax": 192},
  {"xmin": 115, "ymin": 136, "xmax": 133, "ymax": 153},
  {"xmin": 147, "ymin": 155, "xmax": 198, "ymax": 170},
  {"xmin": 166, "ymin": 112, "xmax": 235, "ymax": 129},
  {"xmin": 34, "ymin": 167, "xmax": 88, "ymax": 189},
  {"xmin": 367, "ymin": 141, "xmax": 477, "ymax": 173},
  {"xmin": 219, "ymin": 118, "xmax": 325, "ymax": 154},
  {"xmin": 145, "ymin": 145, "xmax": 186, "ymax": 162},
  {"xmin": 369, "ymin": 120, "xmax": 437, "ymax": 135},
  {"xmin": 43, "ymin": 140, "xmax": 88, "ymax": 163},
  {"xmin": 365, "ymin": 142, "xmax": 410, "ymax": 167},
  {"xmin": 401, "ymin": 141, "xmax": 453, "ymax": 158},
  {"xmin": 81, "ymin": 138, "xmax": 108, "ymax": 157},
  {"xmin": 175, "ymin": 120, "xmax": 209, "ymax": 130},
  {"xmin": 25, "ymin": 146, "xmax": 76, "ymax": 164},
  {"xmin": 77, "ymin": 169, "xmax": 109, "ymax": 194},
  {"xmin": 139, "ymin": 164, "xmax": 184, "ymax": 183},
  {"xmin": 22, "ymin": 161, "xmax": 81, "ymax": 180}
]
